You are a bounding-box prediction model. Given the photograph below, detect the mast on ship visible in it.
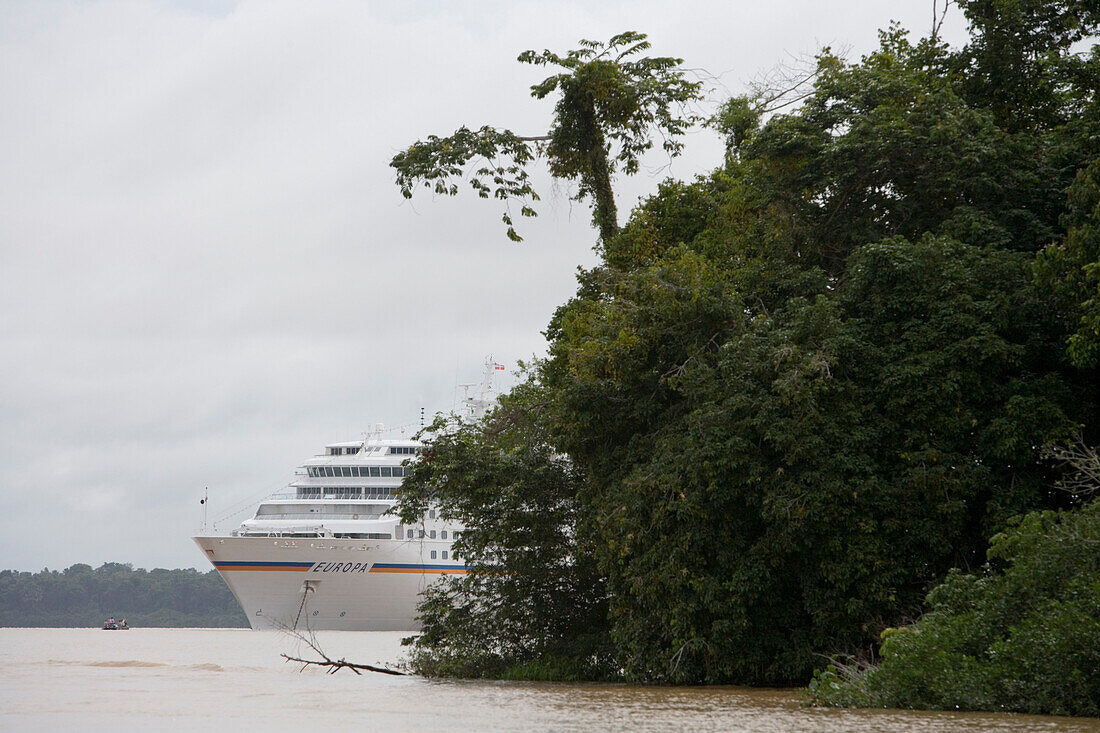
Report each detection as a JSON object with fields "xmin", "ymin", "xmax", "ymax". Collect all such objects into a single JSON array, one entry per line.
[{"xmin": 458, "ymin": 357, "xmax": 504, "ymax": 422}]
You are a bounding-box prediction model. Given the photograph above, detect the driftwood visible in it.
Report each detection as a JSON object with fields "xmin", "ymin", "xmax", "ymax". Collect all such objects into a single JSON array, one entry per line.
[
  {"xmin": 282, "ymin": 651, "xmax": 406, "ymax": 675},
  {"xmin": 278, "ymin": 624, "xmax": 406, "ymax": 676}
]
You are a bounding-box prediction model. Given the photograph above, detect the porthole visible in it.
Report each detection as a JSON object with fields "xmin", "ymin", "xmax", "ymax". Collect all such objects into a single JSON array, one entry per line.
[
  {"xmin": 340, "ymin": 611, "xmax": 346, "ymax": 617},
  {"xmin": 312, "ymin": 610, "xmax": 319, "ymax": 616}
]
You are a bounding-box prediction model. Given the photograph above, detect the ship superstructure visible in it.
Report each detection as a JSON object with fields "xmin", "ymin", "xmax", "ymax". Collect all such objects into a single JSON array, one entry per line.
[{"xmin": 193, "ymin": 361, "xmax": 502, "ymax": 631}]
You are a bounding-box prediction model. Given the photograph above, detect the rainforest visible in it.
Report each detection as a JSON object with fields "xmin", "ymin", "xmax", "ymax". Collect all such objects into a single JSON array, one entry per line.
[{"xmin": 390, "ymin": 0, "xmax": 1100, "ymax": 716}]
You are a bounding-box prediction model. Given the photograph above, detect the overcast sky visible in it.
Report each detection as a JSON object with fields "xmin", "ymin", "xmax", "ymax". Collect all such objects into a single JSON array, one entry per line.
[{"xmin": 0, "ymin": 0, "xmax": 970, "ymax": 572}]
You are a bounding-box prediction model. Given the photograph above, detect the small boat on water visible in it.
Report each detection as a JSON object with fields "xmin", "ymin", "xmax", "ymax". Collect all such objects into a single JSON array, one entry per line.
[{"xmin": 102, "ymin": 617, "xmax": 129, "ymax": 630}]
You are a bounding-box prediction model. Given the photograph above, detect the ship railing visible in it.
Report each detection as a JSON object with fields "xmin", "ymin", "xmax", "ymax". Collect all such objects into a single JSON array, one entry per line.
[
  {"xmin": 264, "ymin": 490, "xmax": 398, "ymax": 501},
  {"xmin": 249, "ymin": 512, "xmax": 388, "ymax": 521}
]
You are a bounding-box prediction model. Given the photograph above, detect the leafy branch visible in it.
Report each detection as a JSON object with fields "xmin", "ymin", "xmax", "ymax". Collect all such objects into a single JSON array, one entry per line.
[{"xmin": 390, "ymin": 31, "xmax": 702, "ymax": 243}]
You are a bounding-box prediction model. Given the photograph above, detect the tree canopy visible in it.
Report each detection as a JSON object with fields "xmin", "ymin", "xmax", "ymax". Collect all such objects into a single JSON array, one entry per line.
[{"xmin": 390, "ymin": 31, "xmax": 701, "ymax": 242}]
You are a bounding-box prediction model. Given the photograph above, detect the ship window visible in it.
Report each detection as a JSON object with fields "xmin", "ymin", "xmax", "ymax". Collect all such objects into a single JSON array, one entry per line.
[
  {"xmin": 420, "ymin": 530, "xmax": 426, "ymax": 538},
  {"xmin": 369, "ymin": 466, "xmax": 380, "ymax": 477},
  {"xmin": 429, "ymin": 509, "xmax": 436, "ymax": 519},
  {"xmin": 430, "ymin": 530, "xmax": 436, "ymax": 539},
  {"xmin": 430, "ymin": 550, "xmax": 437, "ymax": 559},
  {"xmin": 380, "ymin": 466, "xmax": 392, "ymax": 477},
  {"xmin": 441, "ymin": 531, "xmax": 447, "ymax": 539},
  {"xmin": 341, "ymin": 467, "xmax": 351, "ymax": 477},
  {"xmin": 393, "ymin": 467, "xmax": 404, "ymax": 478},
  {"xmin": 442, "ymin": 551, "xmax": 448, "ymax": 560},
  {"xmin": 322, "ymin": 467, "xmax": 331, "ymax": 477}
]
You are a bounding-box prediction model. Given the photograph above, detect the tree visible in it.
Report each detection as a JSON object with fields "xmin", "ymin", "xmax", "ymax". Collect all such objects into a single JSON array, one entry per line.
[
  {"xmin": 390, "ymin": 32, "xmax": 701, "ymax": 243},
  {"xmin": 954, "ymin": 0, "xmax": 1100, "ymax": 132},
  {"xmin": 395, "ymin": 377, "xmax": 614, "ymax": 679},
  {"xmin": 806, "ymin": 445, "xmax": 1100, "ymax": 717},
  {"xmin": 537, "ymin": 13, "xmax": 1096, "ymax": 683},
  {"xmin": 1036, "ymin": 158, "xmax": 1100, "ymax": 368},
  {"xmin": 395, "ymin": 7, "xmax": 1100, "ymax": 687}
]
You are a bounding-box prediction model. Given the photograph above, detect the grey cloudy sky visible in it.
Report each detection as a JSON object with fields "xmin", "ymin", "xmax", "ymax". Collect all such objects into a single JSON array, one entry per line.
[{"xmin": 0, "ymin": 0, "xmax": 969, "ymax": 571}]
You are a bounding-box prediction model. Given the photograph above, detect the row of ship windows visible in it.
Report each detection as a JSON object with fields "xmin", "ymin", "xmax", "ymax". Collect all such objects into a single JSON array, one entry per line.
[
  {"xmin": 327, "ymin": 446, "xmax": 421, "ymax": 456},
  {"xmin": 297, "ymin": 488, "xmax": 395, "ymax": 499},
  {"xmin": 307, "ymin": 466, "xmax": 408, "ymax": 478},
  {"xmin": 429, "ymin": 551, "xmax": 449, "ymax": 560},
  {"xmin": 397, "ymin": 528, "xmax": 455, "ymax": 540}
]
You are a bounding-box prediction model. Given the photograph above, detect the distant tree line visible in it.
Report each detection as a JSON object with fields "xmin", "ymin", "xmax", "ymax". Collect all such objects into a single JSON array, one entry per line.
[{"xmin": 0, "ymin": 562, "xmax": 246, "ymax": 628}]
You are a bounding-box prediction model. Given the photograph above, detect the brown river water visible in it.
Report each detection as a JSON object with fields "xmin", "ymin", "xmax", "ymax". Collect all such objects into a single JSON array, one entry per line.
[{"xmin": 1, "ymin": 628, "xmax": 1096, "ymax": 732}]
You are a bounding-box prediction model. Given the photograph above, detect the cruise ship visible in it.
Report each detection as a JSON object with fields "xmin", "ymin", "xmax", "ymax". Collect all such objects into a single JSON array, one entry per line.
[{"xmin": 193, "ymin": 364, "xmax": 501, "ymax": 631}]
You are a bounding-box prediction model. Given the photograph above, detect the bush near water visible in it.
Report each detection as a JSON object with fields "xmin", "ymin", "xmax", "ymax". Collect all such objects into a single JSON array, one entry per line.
[
  {"xmin": 391, "ymin": 0, "xmax": 1100, "ymax": 710},
  {"xmin": 0, "ymin": 563, "xmax": 246, "ymax": 628},
  {"xmin": 807, "ymin": 497, "xmax": 1100, "ymax": 717}
]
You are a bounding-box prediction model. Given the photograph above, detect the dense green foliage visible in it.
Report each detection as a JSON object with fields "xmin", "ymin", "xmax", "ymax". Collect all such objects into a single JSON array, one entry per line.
[
  {"xmin": 806, "ymin": 497, "xmax": 1100, "ymax": 716},
  {"xmin": 397, "ymin": 380, "xmax": 614, "ymax": 679},
  {"xmin": 0, "ymin": 563, "xmax": 246, "ymax": 628},
  {"xmin": 396, "ymin": 0, "xmax": 1100, "ymax": 692}
]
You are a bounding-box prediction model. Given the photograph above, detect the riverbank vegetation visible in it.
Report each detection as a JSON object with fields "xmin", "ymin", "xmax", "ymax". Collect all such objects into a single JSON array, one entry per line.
[
  {"xmin": 807, "ymin": 489, "xmax": 1100, "ymax": 716},
  {"xmin": 806, "ymin": 438, "xmax": 1100, "ymax": 716},
  {"xmin": 0, "ymin": 563, "xmax": 246, "ymax": 628},
  {"xmin": 390, "ymin": 0, "xmax": 1100, "ymax": 712}
]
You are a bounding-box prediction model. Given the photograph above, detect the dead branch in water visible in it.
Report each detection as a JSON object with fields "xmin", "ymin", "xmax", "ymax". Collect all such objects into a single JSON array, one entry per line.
[
  {"xmin": 273, "ymin": 615, "xmax": 407, "ymax": 676},
  {"xmin": 281, "ymin": 651, "xmax": 406, "ymax": 676}
]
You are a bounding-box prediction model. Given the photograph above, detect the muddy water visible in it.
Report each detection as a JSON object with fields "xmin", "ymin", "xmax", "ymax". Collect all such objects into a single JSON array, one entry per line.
[{"xmin": 1, "ymin": 628, "xmax": 1095, "ymax": 732}]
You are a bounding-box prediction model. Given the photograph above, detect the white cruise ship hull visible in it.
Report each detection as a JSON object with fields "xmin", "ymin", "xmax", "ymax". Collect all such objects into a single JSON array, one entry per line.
[{"xmin": 194, "ymin": 535, "xmax": 462, "ymax": 631}]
